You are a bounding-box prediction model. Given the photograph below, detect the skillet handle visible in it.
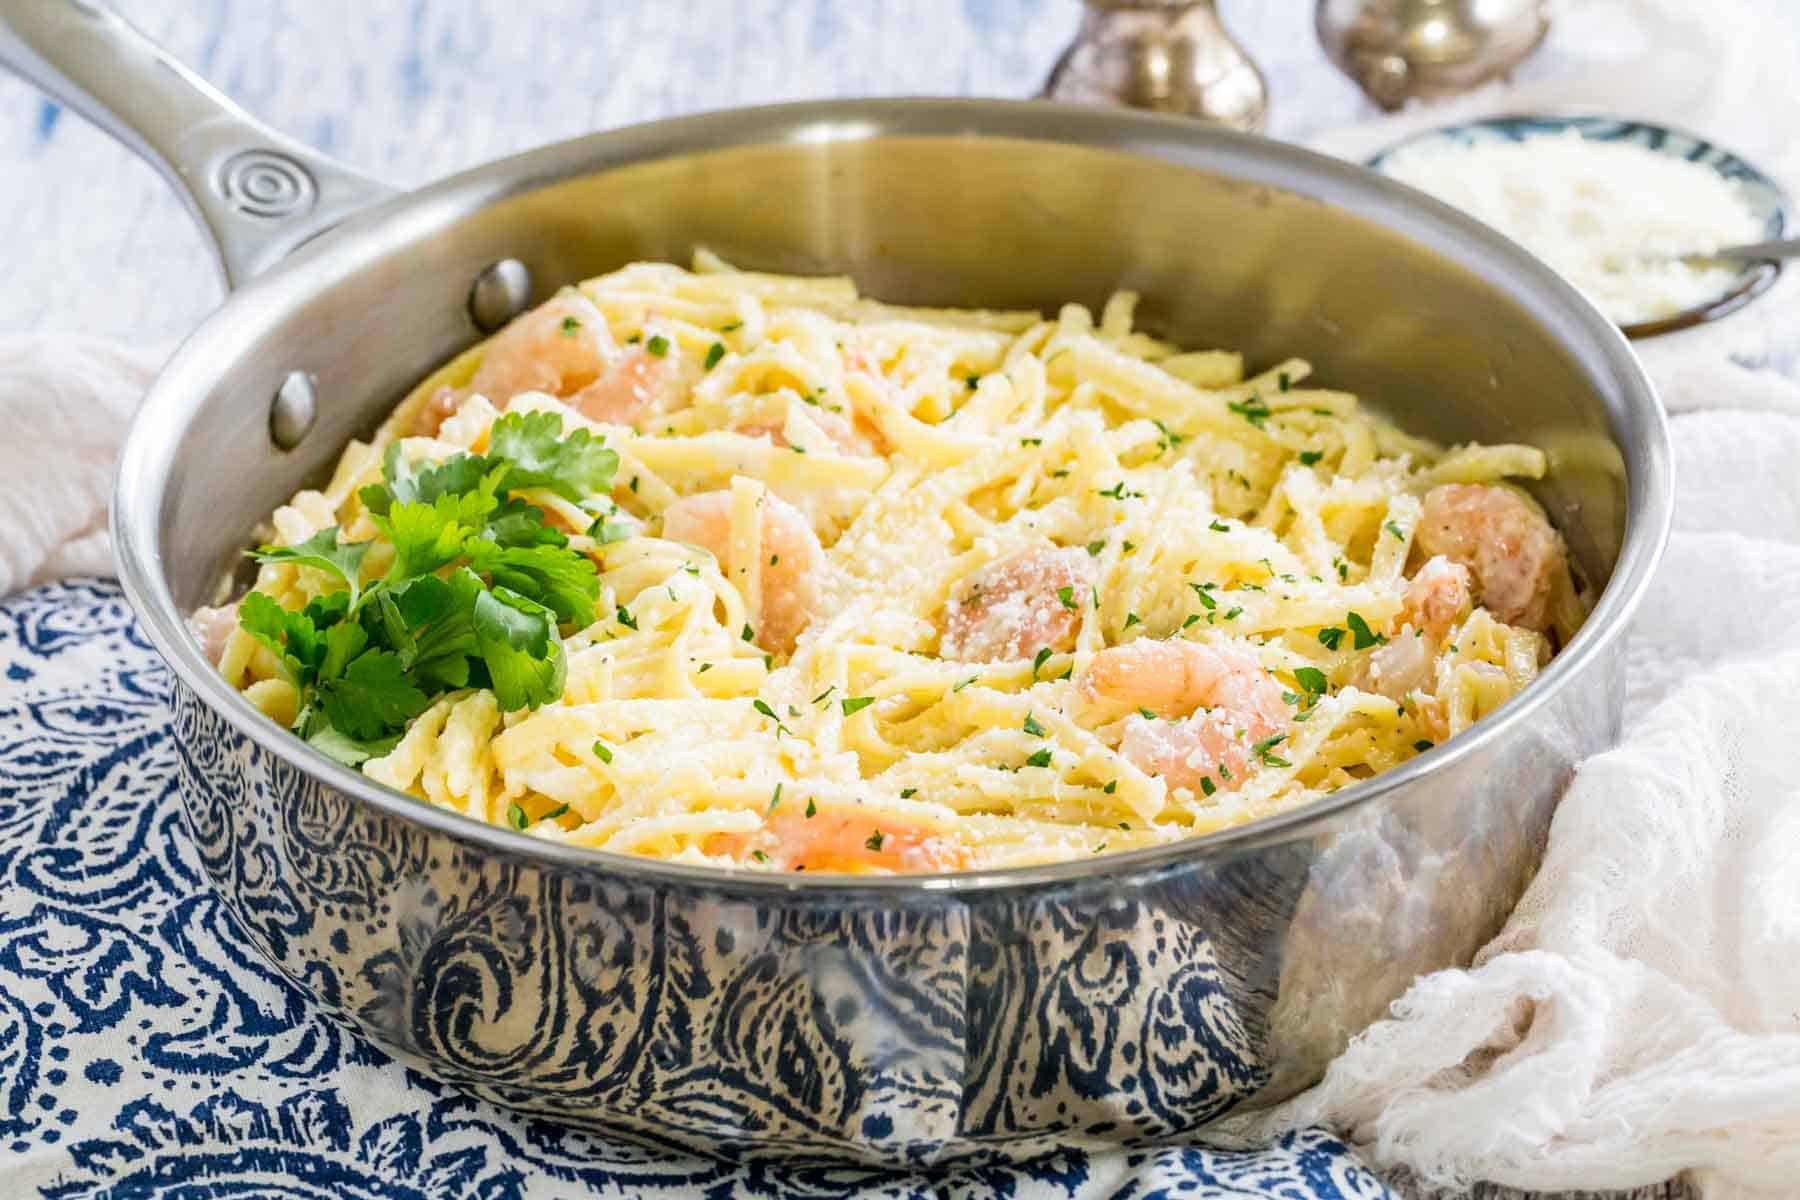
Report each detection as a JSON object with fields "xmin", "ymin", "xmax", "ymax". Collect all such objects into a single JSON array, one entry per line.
[{"xmin": 0, "ymin": 0, "xmax": 395, "ymax": 288}]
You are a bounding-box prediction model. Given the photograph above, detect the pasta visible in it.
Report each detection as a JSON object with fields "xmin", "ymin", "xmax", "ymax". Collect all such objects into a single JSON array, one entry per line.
[{"xmin": 203, "ymin": 254, "xmax": 1584, "ymax": 873}]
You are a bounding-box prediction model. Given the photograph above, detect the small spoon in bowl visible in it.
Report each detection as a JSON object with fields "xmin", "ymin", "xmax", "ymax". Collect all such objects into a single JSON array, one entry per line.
[{"xmin": 1667, "ymin": 237, "xmax": 1800, "ymax": 264}]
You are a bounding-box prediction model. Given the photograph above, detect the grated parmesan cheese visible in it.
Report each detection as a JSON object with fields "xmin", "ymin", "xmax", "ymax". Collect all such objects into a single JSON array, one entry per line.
[{"xmin": 1382, "ymin": 129, "xmax": 1763, "ymax": 326}]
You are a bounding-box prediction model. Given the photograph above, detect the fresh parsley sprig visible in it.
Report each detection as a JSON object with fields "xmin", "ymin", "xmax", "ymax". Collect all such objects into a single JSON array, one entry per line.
[{"xmin": 241, "ymin": 411, "xmax": 617, "ymax": 764}]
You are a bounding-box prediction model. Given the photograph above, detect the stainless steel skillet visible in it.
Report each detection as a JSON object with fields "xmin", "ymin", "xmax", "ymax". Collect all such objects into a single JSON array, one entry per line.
[{"xmin": 1, "ymin": 0, "xmax": 1670, "ymax": 1168}]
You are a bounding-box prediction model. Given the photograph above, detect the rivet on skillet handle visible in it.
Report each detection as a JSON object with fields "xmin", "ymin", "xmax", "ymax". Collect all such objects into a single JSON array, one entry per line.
[{"xmin": 0, "ymin": 0, "xmax": 395, "ymax": 289}]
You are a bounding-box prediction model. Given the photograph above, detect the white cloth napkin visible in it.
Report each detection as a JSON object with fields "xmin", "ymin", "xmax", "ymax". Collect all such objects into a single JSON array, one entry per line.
[
  {"xmin": 0, "ymin": 335, "xmax": 155, "ymax": 594},
  {"xmin": 5, "ymin": 2, "xmax": 1800, "ymax": 1195}
]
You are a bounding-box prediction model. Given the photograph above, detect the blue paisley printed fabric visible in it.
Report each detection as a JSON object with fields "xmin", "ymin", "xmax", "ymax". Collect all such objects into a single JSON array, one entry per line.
[{"xmin": 0, "ymin": 580, "xmax": 1393, "ymax": 1199}]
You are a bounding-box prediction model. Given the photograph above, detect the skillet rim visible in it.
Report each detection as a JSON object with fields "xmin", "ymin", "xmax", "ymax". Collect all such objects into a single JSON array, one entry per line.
[{"xmin": 111, "ymin": 96, "xmax": 1673, "ymax": 897}]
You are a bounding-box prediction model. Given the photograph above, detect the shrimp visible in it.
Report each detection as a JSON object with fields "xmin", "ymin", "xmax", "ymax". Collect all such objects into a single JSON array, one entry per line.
[
  {"xmin": 1077, "ymin": 640, "xmax": 1290, "ymax": 796},
  {"xmin": 661, "ymin": 489, "xmax": 824, "ymax": 656},
  {"xmin": 940, "ymin": 547, "xmax": 1096, "ymax": 663},
  {"xmin": 1417, "ymin": 484, "xmax": 1567, "ymax": 632},
  {"xmin": 1358, "ymin": 628, "xmax": 1435, "ymax": 701},
  {"xmin": 189, "ymin": 602, "xmax": 240, "ymax": 667},
  {"xmin": 1401, "ymin": 555, "xmax": 1473, "ymax": 641},
  {"xmin": 412, "ymin": 293, "xmax": 669, "ymax": 434},
  {"xmin": 709, "ymin": 807, "xmax": 970, "ymax": 874}
]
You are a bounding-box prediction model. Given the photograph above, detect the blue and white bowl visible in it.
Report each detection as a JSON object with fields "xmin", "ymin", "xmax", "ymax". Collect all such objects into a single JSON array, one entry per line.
[{"xmin": 1369, "ymin": 113, "xmax": 1792, "ymax": 338}]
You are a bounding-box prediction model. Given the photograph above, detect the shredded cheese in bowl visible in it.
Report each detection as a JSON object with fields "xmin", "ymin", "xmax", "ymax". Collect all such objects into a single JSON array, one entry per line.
[{"xmin": 1380, "ymin": 128, "xmax": 1764, "ymax": 326}]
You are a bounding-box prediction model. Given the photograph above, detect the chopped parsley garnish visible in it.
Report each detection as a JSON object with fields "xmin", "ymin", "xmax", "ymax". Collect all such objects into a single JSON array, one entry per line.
[
  {"xmin": 1414, "ymin": 739, "xmax": 1435, "ymax": 752},
  {"xmin": 953, "ymin": 675, "xmax": 979, "ymax": 692},
  {"xmin": 615, "ymin": 605, "xmax": 638, "ymax": 630},
  {"xmin": 1085, "ymin": 540, "xmax": 1105, "ymax": 556},
  {"xmin": 704, "ymin": 342, "xmax": 726, "ymax": 369},
  {"xmin": 741, "ymin": 623, "xmax": 755, "ymax": 642},
  {"xmin": 1055, "ymin": 585, "xmax": 1077, "ymax": 612},
  {"xmin": 697, "ymin": 662, "xmax": 712, "ymax": 673},
  {"xmin": 1223, "ymin": 606, "xmax": 1242, "ymax": 621},
  {"xmin": 805, "ymin": 795, "xmax": 817, "ymax": 818},
  {"xmin": 841, "ymin": 696, "xmax": 875, "ymax": 716},
  {"xmin": 1022, "ymin": 713, "xmax": 1046, "ymax": 737},
  {"xmin": 1189, "ymin": 583, "xmax": 1217, "ymax": 611},
  {"xmin": 1096, "ymin": 480, "xmax": 1142, "ymax": 501},
  {"xmin": 966, "ymin": 374, "xmax": 981, "ymax": 390},
  {"xmin": 1209, "ymin": 520, "xmax": 1230, "ymax": 533},
  {"xmin": 811, "ymin": 685, "xmax": 836, "ymax": 705},
  {"xmin": 767, "ymin": 783, "xmax": 783, "ymax": 814},
  {"xmin": 1137, "ymin": 707, "xmax": 1157, "ymax": 720},
  {"xmin": 752, "ymin": 699, "xmax": 779, "ymax": 721},
  {"xmin": 593, "ymin": 739, "xmax": 613, "ymax": 763},
  {"xmin": 1020, "ymin": 437, "xmax": 1042, "ymax": 447},
  {"xmin": 586, "ymin": 516, "xmax": 633, "ymax": 545},
  {"xmin": 559, "ymin": 316, "xmax": 581, "ymax": 336},
  {"xmin": 865, "ymin": 830, "xmax": 885, "ymax": 852},
  {"xmin": 1103, "ymin": 780, "xmax": 1117, "ymax": 794},
  {"xmin": 1123, "ymin": 612, "xmax": 1141, "ymax": 631},
  {"xmin": 1031, "ymin": 647, "xmax": 1053, "ymax": 677},
  {"xmin": 720, "ymin": 320, "xmax": 742, "ymax": 332},
  {"xmin": 1253, "ymin": 734, "xmax": 1291, "ymax": 768},
  {"xmin": 1293, "ymin": 666, "xmax": 1329, "ymax": 698},
  {"xmin": 1228, "ymin": 394, "xmax": 1271, "ymax": 427},
  {"xmin": 1122, "ymin": 541, "xmax": 1136, "ymax": 553},
  {"xmin": 1199, "ymin": 776, "xmax": 1217, "ymax": 797},
  {"xmin": 751, "ymin": 850, "xmax": 769, "ymax": 863},
  {"xmin": 1385, "ymin": 520, "xmax": 1405, "ymax": 540},
  {"xmin": 1182, "ymin": 613, "xmax": 1202, "ymax": 629},
  {"xmin": 1318, "ymin": 626, "xmax": 1346, "ymax": 651},
  {"xmin": 1277, "ymin": 371, "xmax": 1291, "ymax": 392},
  {"xmin": 544, "ymin": 803, "xmax": 570, "ymax": 821},
  {"xmin": 645, "ymin": 333, "xmax": 670, "ymax": 357},
  {"xmin": 1023, "ymin": 748, "xmax": 1053, "ymax": 769},
  {"xmin": 1298, "ymin": 449, "xmax": 1323, "ymax": 466},
  {"xmin": 899, "ymin": 787, "xmax": 917, "ymax": 799},
  {"xmin": 506, "ymin": 803, "xmax": 529, "ymax": 830},
  {"xmin": 1346, "ymin": 611, "xmax": 1386, "ymax": 649}
]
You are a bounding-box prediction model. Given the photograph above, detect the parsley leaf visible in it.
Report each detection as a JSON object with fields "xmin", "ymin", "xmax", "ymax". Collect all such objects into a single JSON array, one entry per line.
[
  {"xmin": 841, "ymin": 696, "xmax": 875, "ymax": 716},
  {"xmin": 487, "ymin": 410, "xmax": 620, "ymax": 502},
  {"xmin": 464, "ymin": 540, "xmax": 599, "ymax": 625},
  {"xmin": 316, "ymin": 650, "xmax": 429, "ymax": 741},
  {"xmin": 250, "ymin": 527, "xmax": 370, "ymax": 609},
  {"xmin": 1293, "ymin": 666, "xmax": 1329, "ymax": 697},
  {"xmin": 472, "ymin": 587, "xmax": 566, "ymax": 711},
  {"xmin": 1318, "ymin": 626, "xmax": 1346, "ymax": 651},
  {"xmin": 1346, "ymin": 611, "xmax": 1386, "ymax": 649},
  {"xmin": 1228, "ymin": 394, "xmax": 1271, "ymax": 427}
]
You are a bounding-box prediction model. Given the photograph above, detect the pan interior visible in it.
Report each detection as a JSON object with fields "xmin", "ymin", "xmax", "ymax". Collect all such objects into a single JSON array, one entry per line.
[{"xmin": 143, "ymin": 129, "xmax": 1633, "ymax": 615}]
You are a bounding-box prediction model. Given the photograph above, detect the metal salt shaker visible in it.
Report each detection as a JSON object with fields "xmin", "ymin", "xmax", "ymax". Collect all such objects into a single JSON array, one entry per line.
[
  {"xmin": 1042, "ymin": 0, "xmax": 1268, "ymax": 134},
  {"xmin": 1316, "ymin": 0, "xmax": 1551, "ymax": 110}
]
